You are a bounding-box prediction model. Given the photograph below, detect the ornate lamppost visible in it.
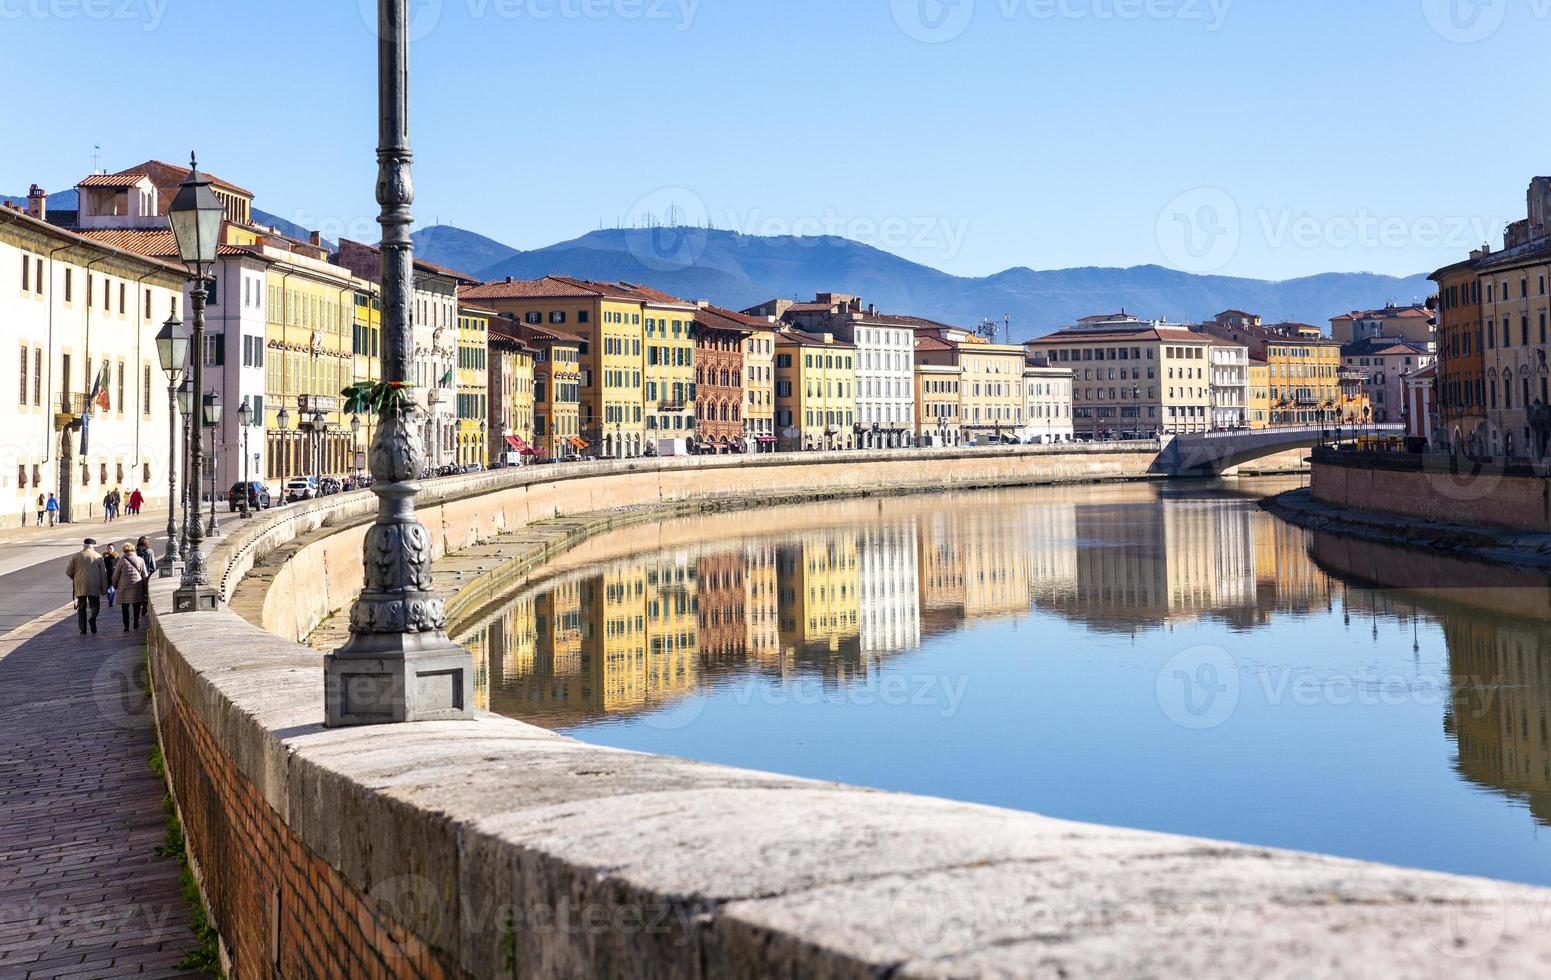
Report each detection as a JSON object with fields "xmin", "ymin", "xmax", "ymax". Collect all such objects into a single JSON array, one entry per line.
[
  {"xmin": 204, "ymin": 391, "xmax": 222, "ymax": 536},
  {"xmin": 168, "ymin": 156, "xmax": 225, "ymax": 614},
  {"xmin": 237, "ymin": 397, "xmax": 254, "ymax": 518},
  {"xmin": 325, "ymin": 0, "xmax": 473, "ymax": 726},
  {"xmin": 154, "ymin": 317, "xmax": 188, "ymax": 577},
  {"xmin": 176, "ymin": 378, "xmax": 194, "ymax": 564}
]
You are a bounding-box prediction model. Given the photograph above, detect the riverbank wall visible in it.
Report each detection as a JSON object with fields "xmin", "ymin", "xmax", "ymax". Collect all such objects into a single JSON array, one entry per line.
[
  {"xmin": 145, "ymin": 447, "xmax": 1551, "ymax": 978},
  {"xmin": 1311, "ymin": 447, "xmax": 1551, "ymax": 532}
]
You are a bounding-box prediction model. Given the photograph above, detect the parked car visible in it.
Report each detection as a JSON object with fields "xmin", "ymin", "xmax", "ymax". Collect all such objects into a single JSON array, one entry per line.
[
  {"xmin": 226, "ymin": 481, "xmax": 272, "ymax": 512},
  {"xmin": 284, "ymin": 476, "xmax": 319, "ymax": 503}
]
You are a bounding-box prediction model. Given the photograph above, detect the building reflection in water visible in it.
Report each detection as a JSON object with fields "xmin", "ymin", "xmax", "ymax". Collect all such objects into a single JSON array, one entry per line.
[{"xmin": 456, "ymin": 481, "xmax": 1551, "ymax": 829}]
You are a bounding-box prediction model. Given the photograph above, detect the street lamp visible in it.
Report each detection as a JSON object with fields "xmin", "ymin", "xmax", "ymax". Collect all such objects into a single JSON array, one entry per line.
[
  {"xmin": 154, "ymin": 316, "xmax": 188, "ymax": 577},
  {"xmin": 176, "ymin": 378, "xmax": 194, "ymax": 564},
  {"xmin": 325, "ymin": 0, "xmax": 473, "ymax": 727},
  {"xmin": 237, "ymin": 397, "xmax": 254, "ymax": 519},
  {"xmin": 204, "ymin": 391, "xmax": 222, "ymax": 536},
  {"xmin": 168, "ymin": 154, "xmax": 225, "ymax": 614},
  {"xmin": 351, "ymin": 414, "xmax": 363, "ymax": 487}
]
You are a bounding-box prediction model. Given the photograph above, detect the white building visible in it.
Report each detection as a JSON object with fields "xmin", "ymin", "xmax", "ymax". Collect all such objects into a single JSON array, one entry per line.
[
  {"xmin": 335, "ymin": 241, "xmax": 477, "ymax": 471},
  {"xmin": 750, "ymin": 293, "xmax": 916, "ymax": 448},
  {"xmin": 69, "ymin": 173, "xmax": 273, "ymax": 488},
  {"xmin": 1206, "ymin": 338, "xmax": 1250, "ymax": 430},
  {"xmin": 1020, "ymin": 361, "xmax": 1074, "ymax": 443},
  {"xmin": 1, "ymin": 199, "xmax": 186, "ymax": 522}
]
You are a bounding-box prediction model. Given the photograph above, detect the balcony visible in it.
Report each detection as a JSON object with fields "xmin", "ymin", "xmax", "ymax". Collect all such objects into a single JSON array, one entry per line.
[
  {"xmin": 58, "ymin": 392, "xmax": 89, "ymax": 418},
  {"xmin": 657, "ymin": 400, "xmax": 687, "ymax": 413}
]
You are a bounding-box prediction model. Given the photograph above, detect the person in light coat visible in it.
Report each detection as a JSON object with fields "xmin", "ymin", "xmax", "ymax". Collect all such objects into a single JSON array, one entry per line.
[
  {"xmin": 111, "ymin": 541, "xmax": 150, "ymax": 631},
  {"xmin": 65, "ymin": 539, "xmax": 107, "ymax": 635}
]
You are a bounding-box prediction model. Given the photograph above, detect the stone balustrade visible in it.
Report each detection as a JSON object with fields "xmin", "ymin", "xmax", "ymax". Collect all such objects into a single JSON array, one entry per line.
[{"xmin": 145, "ymin": 446, "xmax": 1551, "ymax": 978}]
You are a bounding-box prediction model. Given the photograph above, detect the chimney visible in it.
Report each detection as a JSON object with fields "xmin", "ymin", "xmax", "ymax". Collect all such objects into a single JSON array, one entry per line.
[
  {"xmin": 309, "ymin": 230, "xmax": 322, "ymax": 248},
  {"xmin": 505, "ymin": 276, "xmax": 513, "ymax": 283},
  {"xmin": 26, "ymin": 185, "xmax": 46, "ymax": 221}
]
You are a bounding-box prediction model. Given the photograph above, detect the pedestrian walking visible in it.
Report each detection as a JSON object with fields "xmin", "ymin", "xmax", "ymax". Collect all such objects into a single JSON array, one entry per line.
[
  {"xmin": 128, "ymin": 488, "xmax": 144, "ymax": 516},
  {"xmin": 35, "ymin": 493, "xmax": 45, "ymax": 527},
  {"xmin": 112, "ymin": 541, "xmax": 149, "ymax": 631},
  {"xmin": 135, "ymin": 535, "xmax": 157, "ymax": 577},
  {"xmin": 102, "ymin": 544, "xmax": 119, "ymax": 607},
  {"xmin": 45, "ymin": 493, "xmax": 59, "ymax": 526},
  {"xmin": 102, "ymin": 490, "xmax": 113, "ymax": 523},
  {"xmin": 65, "ymin": 538, "xmax": 107, "ymax": 635}
]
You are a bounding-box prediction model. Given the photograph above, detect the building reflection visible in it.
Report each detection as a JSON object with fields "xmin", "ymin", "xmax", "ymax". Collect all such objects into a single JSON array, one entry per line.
[{"xmin": 460, "ymin": 482, "xmax": 1551, "ymax": 773}]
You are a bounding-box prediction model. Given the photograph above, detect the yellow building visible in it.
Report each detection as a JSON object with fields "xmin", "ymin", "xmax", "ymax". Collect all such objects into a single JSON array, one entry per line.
[
  {"xmin": 773, "ymin": 327, "xmax": 857, "ymax": 451},
  {"xmin": 516, "ymin": 323, "xmax": 582, "ymax": 460},
  {"xmin": 461, "ymin": 277, "xmax": 696, "ymax": 458},
  {"xmin": 349, "ymin": 286, "xmax": 382, "ymax": 471},
  {"xmin": 260, "ymin": 239, "xmax": 366, "ymax": 485},
  {"xmin": 487, "ymin": 317, "xmax": 536, "ymax": 460},
  {"xmin": 740, "ymin": 318, "xmax": 778, "ymax": 450},
  {"xmin": 914, "ymin": 334, "xmax": 1025, "ymax": 444},
  {"xmin": 1200, "ymin": 313, "xmax": 1345, "ymax": 426},
  {"xmin": 455, "ymin": 304, "xmax": 491, "ymax": 468},
  {"xmin": 1247, "ymin": 358, "xmax": 1271, "ymax": 429},
  {"xmin": 634, "ymin": 285, "xmax": 699, "ymax": 448},
  {"xmin": 643, "ymin": 560, "xmax": 700, "ymax": 705},
  {"xmin": 776, "ymin": 533, "xmax": 862, "ymax": 678},
  {"xmin": 915, "ymin": 362, "xmax": 962, "ymax": 447}
]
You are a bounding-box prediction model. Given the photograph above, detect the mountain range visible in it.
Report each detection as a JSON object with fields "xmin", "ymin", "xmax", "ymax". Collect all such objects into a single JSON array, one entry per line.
[
  {"xmin": 408, "ymin": 225, "xmax": 1432, "ymax": 340},
  {"xmin": 7, "ymin": 188, "xmax": 1433, "ymax": 339}
]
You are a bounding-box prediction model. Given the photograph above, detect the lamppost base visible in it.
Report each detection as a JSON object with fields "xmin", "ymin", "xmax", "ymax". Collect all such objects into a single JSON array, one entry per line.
[
  {"xmin": 324, "ymin": 634, "xmax": 474, "ymax": 727},
  {"xmin": 172, "ymin": 582, "xmax": 222, "ymax": 613}
]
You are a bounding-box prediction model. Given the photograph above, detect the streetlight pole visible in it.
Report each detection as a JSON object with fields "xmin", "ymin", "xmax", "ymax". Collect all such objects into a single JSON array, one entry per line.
[
  {"xmin": 326, "ymin": 0, "xmax": 473, "ymax": 726},
  {"xmin": 168, "ymin": 156, "xmax": 225, "ymax": 614},
  {"xmin": 155, "ymin": 318, "xmax": 188, "ymax": 578},
  {"xmin": 177, "ymin": 378, "xmax": 193, "ymax": 566},
  {"xmin": 204, "ymin": 391, "xmax": 221, "ymax": 537},
  {"xmin": 238, "ymin": 397, "xmax": 253, "ymax": 518}
]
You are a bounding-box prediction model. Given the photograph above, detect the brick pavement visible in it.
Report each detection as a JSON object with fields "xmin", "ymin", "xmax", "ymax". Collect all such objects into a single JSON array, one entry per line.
[{"xmin": 0, "ymin": 607, "xmax": 202, "ymax": 978}]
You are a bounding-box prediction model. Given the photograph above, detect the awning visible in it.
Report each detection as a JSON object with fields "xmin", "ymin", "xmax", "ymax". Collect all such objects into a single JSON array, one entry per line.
[
  {"xmin": 569, "ymin": 436, "xmax": 588, "ymax": 450},
  {"xmin": 756, "ymin": 436, "xmax": 777, "ymax": 444},
  {"xmin": 503, "ymin": 435, "xmax": 528, "ymax": 452}
]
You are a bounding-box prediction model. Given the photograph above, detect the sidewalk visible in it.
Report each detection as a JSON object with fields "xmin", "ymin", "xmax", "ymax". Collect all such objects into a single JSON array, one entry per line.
[
  {"xmin": 0, "ymin": 606, "xmax": 200, "ymax": 978},
  {"xmin": 0, "ymin": 507, "xmax": 174, "ymax": 547}
]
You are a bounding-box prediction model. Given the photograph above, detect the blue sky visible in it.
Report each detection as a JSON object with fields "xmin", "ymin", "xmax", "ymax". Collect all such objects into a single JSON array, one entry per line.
[{"xmin": 4, "ymin": 0, "xmax": 1548, "ymax": 280}]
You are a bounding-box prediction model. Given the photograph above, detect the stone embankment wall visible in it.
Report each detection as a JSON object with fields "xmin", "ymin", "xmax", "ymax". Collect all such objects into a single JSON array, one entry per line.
[
  {"xmin": 1312, "ymin": 452, "xmax": 1551, "ymax": 531},
  {"xmin": 146, "ymin": 447, "xmax": 1551, "ymax": 978}
]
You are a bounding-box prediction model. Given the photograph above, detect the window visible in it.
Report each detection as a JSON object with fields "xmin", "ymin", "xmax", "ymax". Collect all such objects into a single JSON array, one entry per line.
[
  {"xmin": 143, "ymin": 364, "xmax": 152, "ymax": 417},
  {"xmin": 17, "ymin": 346, "xmax": 26, "ymax": 405},
  {"xmin": 64, "ymin": 268, "xmax": 72, "ymax": 302},
  {"xmin": 20, "ymin": 255, "xmax": 28, "ymax": 293},
  {"xmin": 116, "ymin": 360, "xmax": 125, "ymax": 412},
  {"xmin": 33, "ymin": 349, "xmax": 41, "ymax": 406}
]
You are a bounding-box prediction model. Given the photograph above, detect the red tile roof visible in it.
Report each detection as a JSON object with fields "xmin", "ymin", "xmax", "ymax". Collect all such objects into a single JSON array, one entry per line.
[
  {"xmin": 0, "ymin": 207, "xmax": 186, "ymax": 275},
  {"xmin": 113, "ymin": 159, "xmax": 254, "ymax": 199},
  {"xmin": 75, "ymin": 228, "xmax": 251, "ymax": 259},
  {"xmin": 914, "ymin": 336, "xmax": 956, "ymax": 352},
  {"xmin": 77, "ymin": 173, "xmax": 153, "ymax": 189},
  {"xmin": 774, "ymin": 327, "xmax": 855, "ymax": 349},
  {"xmin": 694, "ymin": 305, "xmax": 759, "ymax": 336}
]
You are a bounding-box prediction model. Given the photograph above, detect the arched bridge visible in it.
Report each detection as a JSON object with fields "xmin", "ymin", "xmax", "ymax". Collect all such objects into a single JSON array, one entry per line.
[{"xmin": 1152, "ymin": 424, "xmax": 1407, "ymax": 476}]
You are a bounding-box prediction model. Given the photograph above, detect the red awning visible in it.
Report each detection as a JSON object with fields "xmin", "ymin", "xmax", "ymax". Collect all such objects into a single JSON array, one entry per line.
[{"xmin": 503, "ymin": 435, "xmax": 527, "ymax": 452}]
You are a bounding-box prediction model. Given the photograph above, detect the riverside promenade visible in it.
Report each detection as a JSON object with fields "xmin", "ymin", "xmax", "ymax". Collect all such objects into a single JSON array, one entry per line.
[{"xmin": 0, "ymin": 594, "xmax": 199, "ymax": 974}]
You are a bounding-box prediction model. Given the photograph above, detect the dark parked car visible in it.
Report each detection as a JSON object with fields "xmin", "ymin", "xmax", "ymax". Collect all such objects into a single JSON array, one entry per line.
[{"xmin": 226, "ymin": 481, "xmax": 271, "ymax": 512}]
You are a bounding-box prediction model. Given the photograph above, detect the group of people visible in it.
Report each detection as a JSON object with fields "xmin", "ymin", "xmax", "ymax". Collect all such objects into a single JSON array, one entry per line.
[
  {"xmin": 65, "ymin": 536, "xmax": 157, "ymax": 634},
  {"xmin": 34, "ymin": 493, "xmax": 58, "ymax": 526},
  {"xmin": 100, "ymin": 487, "xmax": 144, "ymax": 522}
]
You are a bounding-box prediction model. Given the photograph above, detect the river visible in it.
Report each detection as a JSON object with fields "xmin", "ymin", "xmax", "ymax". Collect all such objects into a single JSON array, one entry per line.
[{"xmin": 453, "ymin": 477, "xmax": 1551, "ymax": 886}]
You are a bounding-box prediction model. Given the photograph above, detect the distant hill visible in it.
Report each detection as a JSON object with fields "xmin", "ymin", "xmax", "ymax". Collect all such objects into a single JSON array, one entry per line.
[
  {"xmin": 6, "ymin": 198, "xmax": 1433, "ymax": 332},
  {"xmin": 252, "ymin": 209, "xmax": 336, "ymax": 251},
  {"xmin": 411, "ymin": 225, "xmax": 520, "ymax": 277},
  {"xmin": 462, "ymin": 227, "xmax": 1432, "ymax": 338}
]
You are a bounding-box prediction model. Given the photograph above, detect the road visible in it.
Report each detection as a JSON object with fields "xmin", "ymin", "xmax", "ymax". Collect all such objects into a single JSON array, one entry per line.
[{"xmin": 0, "ymin": 504, "xmax": 244, "ymax": 635}]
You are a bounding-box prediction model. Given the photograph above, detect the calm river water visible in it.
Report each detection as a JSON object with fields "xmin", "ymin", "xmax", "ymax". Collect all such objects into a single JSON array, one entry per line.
[{"xmin": 453, "ymin": 478, "xmax": 1551, "ymax": 886}]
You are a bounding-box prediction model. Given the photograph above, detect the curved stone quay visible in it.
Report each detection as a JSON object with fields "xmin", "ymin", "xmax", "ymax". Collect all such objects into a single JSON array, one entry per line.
[{"xmin": 143, "ymin": 448, "xmax": 1551, "ymax": 978}]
